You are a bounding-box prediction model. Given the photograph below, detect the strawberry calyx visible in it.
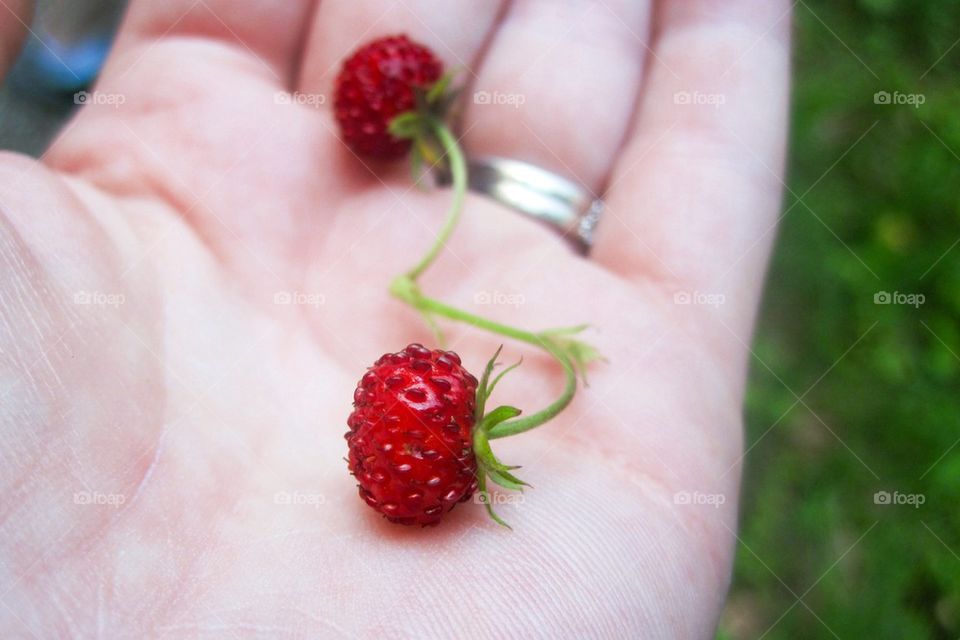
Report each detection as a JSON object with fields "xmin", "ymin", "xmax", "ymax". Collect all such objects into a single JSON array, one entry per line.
[
  {"xmin": 388, "ymin": 69, "xmax": 461, "ymax": 186},
  {"xmin": 471, "ymin": 346, "xmax": 528, "ymax": 528}
]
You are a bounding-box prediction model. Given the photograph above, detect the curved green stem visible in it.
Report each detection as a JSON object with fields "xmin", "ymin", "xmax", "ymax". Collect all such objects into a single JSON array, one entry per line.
[
  {"xmin": 392, "ymin": 114, "xmax": 588, "ymax": 444},
  {"xmin": 389, "ymin": 279, "xmax": 578, "ymax": 439},
  {"xmin": 490, "ymin": 348, "xmax": 575, "ymax": 439},
  {"xmin": 404, "ymin": 119, "xmax": 467, "ymax": 281}
]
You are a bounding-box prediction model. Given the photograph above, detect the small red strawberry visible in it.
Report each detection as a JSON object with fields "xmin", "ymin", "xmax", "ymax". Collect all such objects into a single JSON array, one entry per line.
[
  {"xmin": 334, "ymin": 35, "xmax": 444, "ymax": 160},
  {"xmin": 346, "ymin": 343, "xmax": 479, "ymax": 526}
]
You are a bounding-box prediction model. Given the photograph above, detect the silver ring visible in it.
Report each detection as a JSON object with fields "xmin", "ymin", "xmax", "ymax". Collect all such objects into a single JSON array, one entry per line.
[{"xmin": 435, "ymin": 156, "xmax": 603, "ymax": 254}]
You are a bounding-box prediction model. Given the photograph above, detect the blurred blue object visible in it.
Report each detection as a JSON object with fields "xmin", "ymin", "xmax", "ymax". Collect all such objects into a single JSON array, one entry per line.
[
  {"xmin": 11, "ymin": 29, "xmax": 112, "ymax": 95},
  {"xmin": 8, "ymin": 0, "xmax": 125, "ymax": 99}
]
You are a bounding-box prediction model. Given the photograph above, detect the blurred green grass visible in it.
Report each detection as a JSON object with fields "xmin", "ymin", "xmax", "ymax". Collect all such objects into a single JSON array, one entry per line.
[{"xmin": 721, "ymin": 1, "xmax": 960, "ymax": 638}]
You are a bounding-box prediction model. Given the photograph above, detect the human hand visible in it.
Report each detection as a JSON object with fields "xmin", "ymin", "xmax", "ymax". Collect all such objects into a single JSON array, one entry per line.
[{"xmin": 0, "ymin": 1, "xmax": 789, "ymax": 637}]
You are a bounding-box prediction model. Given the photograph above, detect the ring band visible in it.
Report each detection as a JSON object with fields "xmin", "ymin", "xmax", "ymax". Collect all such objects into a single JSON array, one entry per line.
[{"xmin": 435, "ymin": 156, "xmax": 603, "ymax": 254}]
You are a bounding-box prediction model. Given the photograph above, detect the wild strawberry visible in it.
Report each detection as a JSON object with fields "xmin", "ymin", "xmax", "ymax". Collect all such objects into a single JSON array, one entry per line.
[
  {"xmin": 345, "ymin": 343, "xmax": 479, "ymax": 526},
  {"xmin": 337, "ymin": 37, "xmax": 601, "ymax": 531},
  {"xmin": 333, "ymin": 35, "xmax": 443, "ymax": 160}
]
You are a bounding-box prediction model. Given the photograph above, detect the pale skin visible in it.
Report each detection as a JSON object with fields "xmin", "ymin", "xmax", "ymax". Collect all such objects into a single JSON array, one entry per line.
[{"xmin": 0, "ymin": 1, "xmax": 790, "ymax": 637}]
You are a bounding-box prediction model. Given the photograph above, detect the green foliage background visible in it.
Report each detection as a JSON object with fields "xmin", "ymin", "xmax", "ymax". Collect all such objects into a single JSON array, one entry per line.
[{"xmin": 720, "ymin": 1, "xmax": 960, "ymax": 637}]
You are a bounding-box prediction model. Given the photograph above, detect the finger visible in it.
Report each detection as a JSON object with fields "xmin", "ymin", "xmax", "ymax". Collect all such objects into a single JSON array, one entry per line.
[
  {"xmin": 47, "ymin": 0, "xmax": 317, "ymax": 184},
  {"xmin": 297, "ymin": 0, "xmax": 505, "ymax": 113},
  {"xmin": 99, "ymin": 0, "xmax": 314, "ymax": 86},
  {"xmin": 595, "ymin": 0, "xmax": 791, "ymax": 345},
  {"xmin": 42, "ymin": 0, "xmax": 319, "ymax": 284},
  {"xmin": 462, "ymin": 0, "xmax": 652, "ymax": 193}
]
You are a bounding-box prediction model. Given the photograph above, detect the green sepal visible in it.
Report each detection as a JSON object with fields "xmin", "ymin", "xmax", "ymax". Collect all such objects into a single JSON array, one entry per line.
[
  {"xmin": 474, "ymin": 346, "xmax": 526, "ymax": 423},
  {"xmin": 487, "ymin": 466, "xmax": 529, "ymax": 491},
  {"xmin": 426, "ymin": 69, "xmax": 456, "ymax": 104},
  {"xmin": 486, "ymin": 470, "xmax": 525, "ymax": 492},
  {"xmin": 477, "ymin": 473, "xmax": 512, "ymax": 530},
  {"xmin": 472, "ymin": 422, "xmax": 496, "ymax": 465},
  {"xmin": 478, "ymin": 405, "xmax": 522, "ymax": 432},
  {"xmin": 474, "ymin": 436, "xmax": 525, "ymax": 528},
  {"xmin": 540, "ymin": 325, "xmax": 605, "ymax": 384},
  {"xmin": 475, "ymin": 428, "xmax": 521, "ymax": 474},
  {"xmin": 388, "ymin": 111, "xmax": 424, "ymax": 139},
  {"xmin": 474, "ymin": 345, "xmax": 504, "ymax": 422},
  {"xmin": 426, "ymin": 68, "xmax": 464, "ymax": 116}
]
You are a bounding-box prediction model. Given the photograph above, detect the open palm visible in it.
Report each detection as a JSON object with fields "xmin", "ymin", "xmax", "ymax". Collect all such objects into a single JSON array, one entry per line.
[{"xmin": 0, "ymin": 1, "xmax": 789, "ymax": 637}]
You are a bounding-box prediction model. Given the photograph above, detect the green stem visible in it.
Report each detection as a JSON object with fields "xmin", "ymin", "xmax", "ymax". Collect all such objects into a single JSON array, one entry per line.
[
  {"xmin": 389, "ymin": 280, "xmax": 577, "ymax": 440},
  {"xmin": 404, "ymin": 119, "xmax": 467, "ymax": 281},
  {"xmin": 490, "ymin": 350, "xmax": 575, "ymax": 439},
  {"xmin": 392, "ymin": 114, "xmax": 581, "ymax": 442}
]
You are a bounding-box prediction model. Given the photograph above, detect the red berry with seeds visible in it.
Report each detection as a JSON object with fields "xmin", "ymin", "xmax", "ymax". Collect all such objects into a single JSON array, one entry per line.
[
  {"xmin": 334, "ymin": 35, "xmax": 443, "ymax": 160},
  {"xmin": 346, "ymin": 343, "xmax": 479, "ymax": 526}
]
